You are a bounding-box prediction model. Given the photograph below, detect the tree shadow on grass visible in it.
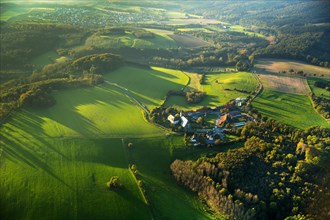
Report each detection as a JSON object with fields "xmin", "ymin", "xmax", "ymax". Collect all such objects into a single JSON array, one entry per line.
[{"xmin": 0, "ymin": 134, "xmax": 71, "ymax": 189}]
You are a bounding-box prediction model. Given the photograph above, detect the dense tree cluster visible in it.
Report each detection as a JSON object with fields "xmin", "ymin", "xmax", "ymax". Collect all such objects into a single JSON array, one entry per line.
[
  {"xmin": 171, "ymin": 121, "xmax": 330, "ymax": 219},
  {"xmin": 186, "ymin": 91, "xmax": 205, "ymax": 104},
  {"xmin": 311, "ymin": 95, "xmax": 330, "ymax": 119},
  {"xmin": 0, "ymin": 21, "xmax": 85, "ymax": 81},
  {"xmin": 314, "ymin": 81, "xmax": 330, "ymax": 91}
]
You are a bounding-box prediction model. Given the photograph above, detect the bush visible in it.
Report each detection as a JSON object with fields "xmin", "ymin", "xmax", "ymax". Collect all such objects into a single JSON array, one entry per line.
[{"xmin": 106, "ymin": 176, "xmax": 121, "ymax": 189}]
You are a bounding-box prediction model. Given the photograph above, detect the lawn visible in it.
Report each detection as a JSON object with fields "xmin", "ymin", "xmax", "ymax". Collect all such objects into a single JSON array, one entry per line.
[
  {"xmin": 166, "ymin": 71, "xmax": 258, "ymax": 110},
  {"xmin": 32, "ymin": 50, "xmax": 59, "ymax": 69},
  {"xmin": 1, "ymin": 84, "xmax": 163, "ymax": 139},
  {"xmin": 74, "ymin": 31, "xmax": 177, "ymax": 52},
  {"xmin": 229, "ymin": 25, "xmax": 266, "ymax": 38},
  {"xmin": 0, "ymin": 137, "xmax": 151, "ymax": 220},
  {"xmin": 105, "ymin": 66, "xmax": 189, "ymax": 109},
  {"xmin": 127, "ymin": 137, "xmax": 221, "ymax": 220},
  {"xmin": 253, "ymin": 89, "xmax": 329, "ymax": 129},
  {"xmin": 0, "ymin": 75, "xmax": 220, "ymax": 219},
  {"xmin": 307, "ymin": 78, "xmax": 330, "ymax": 99}
]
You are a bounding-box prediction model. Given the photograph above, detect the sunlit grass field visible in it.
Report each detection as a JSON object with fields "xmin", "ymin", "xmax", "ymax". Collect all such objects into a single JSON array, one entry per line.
[
  {"xmin": 0, "ymin": 137, "xmax": 152, "ymax": 220},
  {"xmin": 1, "ymin": 84, "xmax": 163, "ymax": 139},
  {"xmin": 253, "ymin": 89, "xmax": 329, "ymax": 129},
  {"xmin": 105, "ymin": 66, "xmax": 189, "ymax": 109},
  {"xmin": 0, "ymin": 64, "xmax": 218, "ymax": 219},
  {"xmin": 166, "ymin": 71, "xmax": 258, "ymax": 110}
]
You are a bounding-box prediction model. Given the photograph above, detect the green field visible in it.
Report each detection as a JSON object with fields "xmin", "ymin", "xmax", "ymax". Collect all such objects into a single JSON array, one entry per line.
[
  {"xmin": 2, "ymin": 84, "xmax": 163, "ymax": 139},
  {"xmin": 253, "ymin": 89, "xmax": 329, "ymax": 129},
  {"xmin": 74, "ymin": 31, "xmax": 177, "ymax": 53},
  {"xmin": 105, "ymin": 66, "xmax": 189, "ymax": 109},
  {"xmin": 126, "ymin": 137, "xmax": 219, "ymax": 219},
  {"xmin": 166, "ymin": 71, "xmax": 258, "ymax": 110},
  {"xmin": 307, "ymin": 78, "xmax": 330, "ymax": 99},
  {"xmin": 229, "ymin": 25, "xmax": 266, "ymax": 38},
  {"xmin": 32, "ymin": 50, "xmax": 59, "ymax": 69},
  {"xmin": 0, "ymin": 64, "xmax": 220, "ymax": 219},
  {"xmin": 0, "ymin": 135, "xmax": 152, "ymax": 220}
]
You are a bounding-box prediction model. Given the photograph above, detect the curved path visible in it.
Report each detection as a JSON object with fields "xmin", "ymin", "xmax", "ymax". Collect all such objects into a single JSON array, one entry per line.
[{"xmin": 104, "ymin": 80, "xmax": 150, "ymax": 116}]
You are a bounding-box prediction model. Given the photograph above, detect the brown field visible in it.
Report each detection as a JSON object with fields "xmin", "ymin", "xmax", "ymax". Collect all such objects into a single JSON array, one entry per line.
[
  {"xmin": 257, "ymin": 74, "xmax": 308, "ymax": 94},
  {"xmin": 255, "ymin": 58, "xmax": 330, "ymax": 78},
  {"xmin": 163, "ymin": 18, "xmax": 221, "ymax": 25},
  {"xmin": 169, "ymin": 34, "xmax": 211, "ymax": 48}
]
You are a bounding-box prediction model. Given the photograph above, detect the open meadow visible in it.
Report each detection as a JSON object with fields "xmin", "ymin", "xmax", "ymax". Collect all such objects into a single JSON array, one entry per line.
[
  {"xmin": 255, "ymin": 58, "xmax": 330, "ymax": 78},
  {"xmin": 1, "ymin": 83, "xmax": 163, "ymax": 139},
  {"xmin": 73, "ymin": 31, "xmax": 178, "ymax": 53},
  {"xmin": 0, "ymin": 135, "xmax": 152, "ymax": 220},
  {"xmin": 165, "ymin": 71, "xmax": 258, "ymax": 110},
  {"xmin": 253, "ymin": 89, "xmax": 329, "ymax": 129},
  {"xmin": 0, "ymin": 68, "xmax": 218, "ymax": 219},
  {"xmin": 105, "ymin": 66, "xmax": 189, "ymax": 109}
]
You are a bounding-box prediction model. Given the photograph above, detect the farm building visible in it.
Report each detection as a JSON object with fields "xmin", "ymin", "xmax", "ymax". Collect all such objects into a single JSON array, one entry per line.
[
  {"xmin": 181, "ymin": 116, "xmax": 189, "ymax": 128},
  {"xmin": 216, "ymin": 114, "xmax": 229, "ymax": 127},
  {"xmin": 234, "ymin": 122, "xmax": 246, "ymax": 127},
  {"xmin": 167, "ymin": 114, "xmax": 180, "ymax": 125},
  {"xmin": 229, "ymin": 111, "xmax": 241, "ymax": 118}
]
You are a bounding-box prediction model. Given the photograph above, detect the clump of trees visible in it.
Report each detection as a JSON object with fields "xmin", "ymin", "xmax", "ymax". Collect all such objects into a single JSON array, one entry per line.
[
  {"xmin": 186, "ymin": 91, "xmax": 205, "ymax": 104},
  {"xmin": 314, "ymin": 81, "xmax": 330, "ymax": 91},
  {"xmin": 171, "ymin": 121, "xmax": 330, "ymax": 219},
  {"xmin": 107, "ymin": 176, "xmax": 121, "ymax": 189},
  {"xmin": 19, "ymin": 86, "xmax": 55, "ymax": 108},
  {"xmin": 311, "ymin": 95, "xmax": 330, "ymax": 119}
]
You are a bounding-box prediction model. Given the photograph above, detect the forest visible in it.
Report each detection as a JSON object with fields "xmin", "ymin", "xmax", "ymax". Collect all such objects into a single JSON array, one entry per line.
[
  {"xmin": 187, "ymin": 1, "xmax": 330, "ymax": 67},
  {"xmin": 171, "ymin": 121, "xmax": 330, "ymax": 219}
]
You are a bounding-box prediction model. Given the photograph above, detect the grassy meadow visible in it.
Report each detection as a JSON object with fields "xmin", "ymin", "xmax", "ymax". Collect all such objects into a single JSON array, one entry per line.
[
  {"xmin": 253, "ymin": 89, "xmax": 329, "ymax": 129},
  {"xmin": 128, "ymin": 137, "xmax": 221, "ymax": 220},
  {"xmin": 0, "ymin": 64, "xmax": 220, "ymax": 219},
  {"xmin": 105, "ymin": 66, "xmax": 189, "ymax": 109},
  {"xmin": 166, "ymin": 71, "xmax": 258, "ymax": 110},
  {"xmin": 1, "ymin": 83, "xmax": 163, "ymax": 139},
  {"xmin": 32, "ymin": 50, "xmax": 59, "ymax": 69},
  {"xmin": 0, "ymin": 136, "xmax": 152, "ymax": 220},
  {"xmin": 307, "ymin": 78, "xmax": 330, "ymax": 99},
  {"xmin": 73, "ymin": 31, "xmax": 177, "ymax": 53}
]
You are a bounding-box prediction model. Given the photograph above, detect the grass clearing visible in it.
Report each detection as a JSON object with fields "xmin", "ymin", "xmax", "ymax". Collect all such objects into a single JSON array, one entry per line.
[
  {"xmin": 229, "ymin": 25, "xmax": 266, "ymax": 38},
  {"xmin": 255, "ymin": 58, "xmax": 330, "ymax": 78},
  {"xmin": 257, "ymin": 74, "xmax": 308, "ymax": 94},
  {"xmin": 166, "ymin": 71, "xmax": 258, "ymax": 110},
  {"xmin": 169, "ymin": 34, "xmax": 211, "ymax": 48},
  {"xmin": 253, "ymin": 89, "xmax": 329, "ymax": 129},
  {"xmin": 1, "ymin": 83, "xmax": 163, "ymax": 139},
  {"xmin": 177, "ymin": 28, "xmax": 215, "ymax": 33},
  {"xmin": 32, "ymin": 50, "xmax": 58, "ymax": 69},
  {"xmin": 74, "ymin": 31, "xmax": 177, "ymax": 52},
  {"xmin": 307, "ymin": 78, "xmax": 330, "ymax": 98},
  {"xmin": 0, "ymin": 136, "xmax": 151, "ymax": 220},
  {"xmin": 129, "ymin": 137, "xmax": 220, "ymax": 220},
  {"xmin": 184, "ymin": 71, "xmax": 203, "ymax": 92},
  {"xmin": 105, "ymin": 66, "xmax": 189, "ymax": 109}
]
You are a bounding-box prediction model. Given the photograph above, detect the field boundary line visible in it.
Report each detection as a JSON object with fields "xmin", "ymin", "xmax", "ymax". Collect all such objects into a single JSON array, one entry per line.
[{"xmin": 250, "ymin": 72, "xmax": 263, "ymax": 103}]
